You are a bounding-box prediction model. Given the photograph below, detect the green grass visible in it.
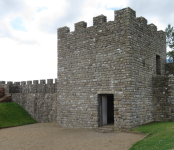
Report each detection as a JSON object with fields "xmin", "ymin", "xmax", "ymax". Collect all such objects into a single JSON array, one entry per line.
[
  {"xmin": 0, "ymin": 102, "xmax": 37, "ymax": 128},
  {"xmin": 129, "ymin": 122, "xmax": 174, "ymax": 150}
]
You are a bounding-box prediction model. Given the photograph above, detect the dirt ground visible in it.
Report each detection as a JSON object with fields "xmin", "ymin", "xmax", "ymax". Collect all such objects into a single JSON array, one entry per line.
[{"xmin": 0, "ymin": 123, "xmax": 145, "ymax": 150}]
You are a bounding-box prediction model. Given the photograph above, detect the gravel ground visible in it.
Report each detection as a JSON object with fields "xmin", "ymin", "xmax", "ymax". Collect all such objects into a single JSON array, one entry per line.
[{"xmin": 0, "ymin": 123, "xmax": 145, "ymax": 150}]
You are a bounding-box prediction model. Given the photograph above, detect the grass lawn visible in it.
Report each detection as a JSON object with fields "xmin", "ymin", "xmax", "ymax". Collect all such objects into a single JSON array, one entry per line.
[
  {"xmin": 129, "ymin": 122, "xmax": 174, "ymax": 150},
  {"xmin": 0, "ymin": 102, "xmax": 37, "ymax": 128}
]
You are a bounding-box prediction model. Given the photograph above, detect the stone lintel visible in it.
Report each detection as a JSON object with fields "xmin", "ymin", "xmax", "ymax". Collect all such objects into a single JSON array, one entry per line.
[{"xmin": 97, "ymin": 91, "xmax": 114, "ymax": 94}]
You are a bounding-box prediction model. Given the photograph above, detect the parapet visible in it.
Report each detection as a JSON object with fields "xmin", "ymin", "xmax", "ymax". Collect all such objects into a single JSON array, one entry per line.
[
  {"xmin": 0, "ymin": 78, "xmax": 58, "ymax": 94},
  {"xmin": 57, "ymin": 7, "xmax": 165, "ymax": 39},
  {"xmin": 57, "ymin": 7, "xmax": 137, "ymax": 39},
  {"xmin": 135, "ymin": 16, "xmax": 164, "ymax": 37}
]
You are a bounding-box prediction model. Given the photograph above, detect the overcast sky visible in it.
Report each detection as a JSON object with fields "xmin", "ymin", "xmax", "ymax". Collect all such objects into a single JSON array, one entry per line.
[{"xmin": 0, "ymin": 0, "xmax": 173, "ymax": 83}]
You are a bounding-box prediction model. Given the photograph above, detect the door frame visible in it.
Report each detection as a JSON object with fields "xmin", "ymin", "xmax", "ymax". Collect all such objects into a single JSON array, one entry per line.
[{"xmin": 98, "ymin": 94, "xmax": 114, "ymax": 127}]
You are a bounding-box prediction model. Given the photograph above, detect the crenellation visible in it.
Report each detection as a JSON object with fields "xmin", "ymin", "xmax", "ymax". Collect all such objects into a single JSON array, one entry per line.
[
  {"xmin": 21, "ymin": 82, "xmax": 28, "ymax": 93},
  {"xmin": 27, "ymin": 81, "xmax": 32, "ymax": 85},
  {"xmin": 0, "ymin": 81, "xmax": 5, "ymax": 87},
  {"xmin": 147, "ymin": 23, "xmax": 157, "ymax": 35},
  {"xmin": 136, "ymin": 16, "xmax": 147, "ymax": 24},
  {"xmin": 21, "ymin": 81, "xmax": 26, "ymax": 85},
  {"xmin": 46, "ymin": 79, "xmax": 54, "ymax": 93},
  {"xmin": 40, "ymin": 79, "xmax": 46, "ymax": 84},
  {"xmin": 47, "ymin": 79, "xmax": 53, "ymax": 84},
  {"xmin": 157, "ymin": 30, "xmax": 166, "ymax": 39},
  {"xmin": 93, "ymin": 14, "xmax": 107, "ymax": 26},
  {"xmin": 33, "ymin": 80, "xmax": 39, "ymax": 84},
  {"xmin": 7, "ymin": 81, "xmax": 13, "ymax": 85},
  {"xmin": 14, "ymin": 82, "xmax": 20, "ymax": 85},
  {"xmin": 0, "ymin": 79, "xmax": 58, "ymax": 94},
  {"xmin": 57, "ymin": 26, "xmax": 70, "ymax": 39},
  {"xmin": 75, "ymin": 21, "xmax": 87, "ymax": 31},
  {"xmin": 114, "ymin": 7, "xmax": 136, "ymax": 22}
]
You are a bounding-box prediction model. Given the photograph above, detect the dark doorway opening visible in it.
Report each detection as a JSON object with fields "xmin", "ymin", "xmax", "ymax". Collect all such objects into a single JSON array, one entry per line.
[
  {"xmin": 107, "ymin": 95, "xmax": 114, "ymax": 124},
  {"xmin": 156, "ymin": 55, "xmax": 161, "ymax": 75},
  {"xmin": 98, "ymin": 94, "xmax": 114, "ymax": 127}
]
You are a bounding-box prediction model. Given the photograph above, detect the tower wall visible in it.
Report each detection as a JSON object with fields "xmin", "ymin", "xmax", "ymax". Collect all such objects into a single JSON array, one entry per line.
[
  {"xmin": 125, "ymin": 14, "xmax": 166, "ymax": 127},
  {"xmin": 57, "ymin": 7, "xmax": 166, "ymax": 129},
  {"xmin": 57, "ymin": 8, "xmax": 137, "ymax": 129}
]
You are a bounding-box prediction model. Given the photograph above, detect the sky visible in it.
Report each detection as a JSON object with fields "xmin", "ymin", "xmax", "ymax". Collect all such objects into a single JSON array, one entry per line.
[{"xmin": 0, "ymin": 0, "xmax": 174, "ymax": 83}]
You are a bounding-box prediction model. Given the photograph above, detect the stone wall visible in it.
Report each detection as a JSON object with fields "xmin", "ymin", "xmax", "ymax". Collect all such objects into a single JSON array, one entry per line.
[
  {"xmin": 57, "ymin": 7, "xmax": 166, "ymax": 129},
  {"xmin": 127, "ymin": 10, "xmax": 166, "ymax": 127},
  {"xmin": 166, "ymin": 63, "xmax": 174, "ymax": 75},
  {"xmin": 0, "ymin": 79, "xmax": 57, "ymax": 123},
  {"xmin": 152, "ymin": 74, "xmax": 174, "ymax": 121}
]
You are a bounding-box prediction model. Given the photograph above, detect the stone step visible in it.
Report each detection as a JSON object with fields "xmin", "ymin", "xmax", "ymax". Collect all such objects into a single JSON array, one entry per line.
[
  {"xmin": 98, "ymin": 126, "xmax": 114, "ymax": 129},
  {"xmin": 95, "ymin": 126, "xmax": 115, "ymax": 133}
]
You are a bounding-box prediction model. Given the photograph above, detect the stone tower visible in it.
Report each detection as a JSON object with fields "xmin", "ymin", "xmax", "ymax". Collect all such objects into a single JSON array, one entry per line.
[{"xmin": 57, "ymin": 7, "xmax": 166, "ymax": 130}]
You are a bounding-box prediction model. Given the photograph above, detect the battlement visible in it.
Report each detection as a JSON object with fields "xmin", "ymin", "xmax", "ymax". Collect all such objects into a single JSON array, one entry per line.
[
  {"xmin": 57, "ymin": 7, "xmax": 165, "ymax": 41},
  {"xmin": 0, "ymin": 79, "xmax": 57, "ymax": 93}
]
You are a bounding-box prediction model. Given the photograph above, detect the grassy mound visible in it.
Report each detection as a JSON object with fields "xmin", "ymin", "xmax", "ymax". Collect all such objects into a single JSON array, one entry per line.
[
  {"xmin": 0, "ymin": 102, "xmax": 37, "ymax": 128},
  {"xmin": 129, "ymin": 122, "xmax": 174, "ymax": 150}
]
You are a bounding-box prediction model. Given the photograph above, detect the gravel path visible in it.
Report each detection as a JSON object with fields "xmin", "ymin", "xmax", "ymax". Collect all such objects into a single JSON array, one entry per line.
[{"xmin": 0, "ymin": 123, "xmax": 145, "ymax": 150}]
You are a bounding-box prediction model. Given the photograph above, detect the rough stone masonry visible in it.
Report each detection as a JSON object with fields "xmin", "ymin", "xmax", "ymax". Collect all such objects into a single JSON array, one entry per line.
[{"xmin": 1, "ymin": 7, "xmax": 174, "ymax": 130}]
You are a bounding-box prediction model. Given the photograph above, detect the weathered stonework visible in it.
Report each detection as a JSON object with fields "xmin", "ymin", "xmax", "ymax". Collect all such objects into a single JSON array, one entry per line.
[
  {"xmin": 1, "ymin": 7, "xmax": 174, "ymax": 130},
  {"xmin": 0, "ymin": 79, "xmax": 57, "ymax": 123},
  {"xmin": 57, "ymin": 7, "xmax": 167, "ymax": 130}
]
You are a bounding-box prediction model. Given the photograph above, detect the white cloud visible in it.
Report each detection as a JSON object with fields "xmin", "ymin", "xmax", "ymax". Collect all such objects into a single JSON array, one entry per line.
[{"xmin": 0, "ymin": 0, "xmax": 173, "ymax": 82}]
